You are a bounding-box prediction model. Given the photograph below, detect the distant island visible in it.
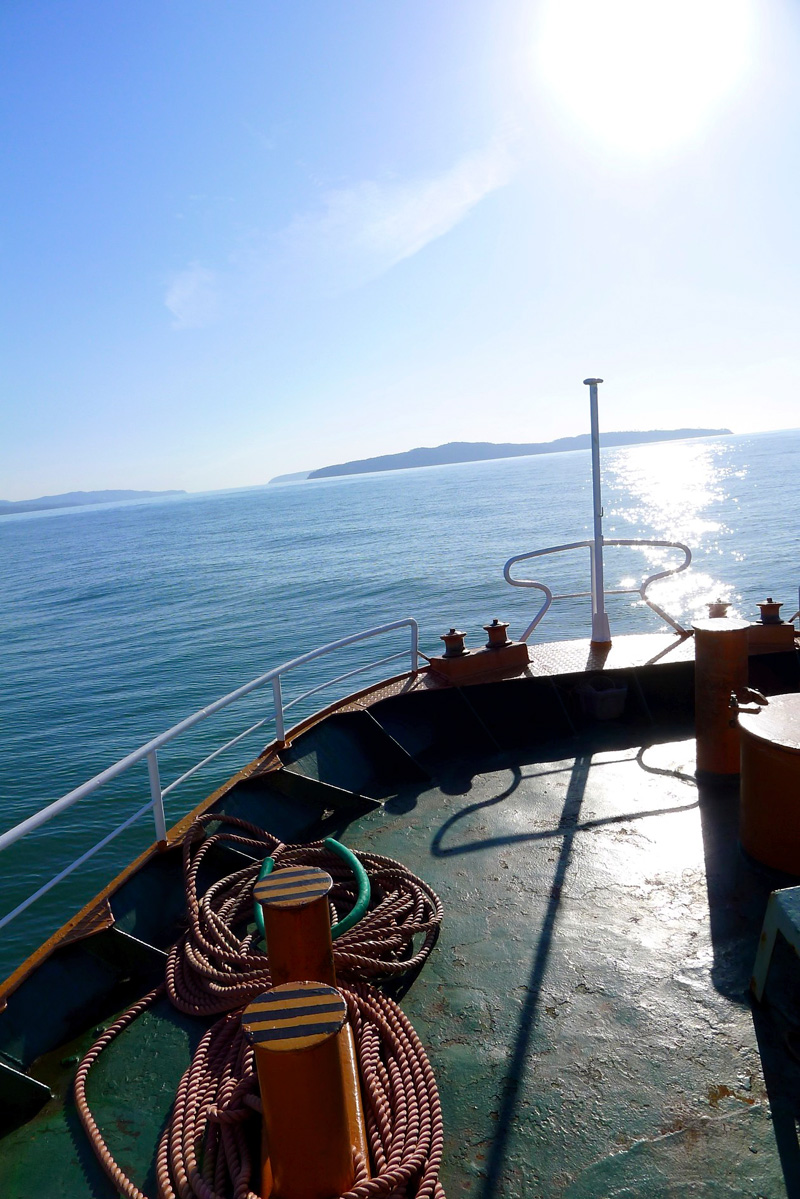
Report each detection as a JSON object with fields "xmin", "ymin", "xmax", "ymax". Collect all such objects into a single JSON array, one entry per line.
[
  {"xmin": 269, "ymin": 471, "xmax": 312, "ymax": 484},
  {"xmin": 286, "ymin": 429, "xmax": 731, "ymax": 481},
  {"xmin": 0, "ymin": 489, "xmax": 186, "ymax": 516}
]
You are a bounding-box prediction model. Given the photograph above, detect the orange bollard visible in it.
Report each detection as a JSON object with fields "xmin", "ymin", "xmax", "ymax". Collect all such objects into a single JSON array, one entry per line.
[
  {"xmin": 255, "ymin": 866, "xmax": 337, "ymax": 987},
  {"xmin": 254, "ymin": 864, "xmax": 371, "ymax": 1179},
  {"xmin": 242, "ymin": 983, "xmax": 354, "ymax": 1199},
  {"xmin": 693, "ymin": 617, "xmax": 750, "ymax": 775}
]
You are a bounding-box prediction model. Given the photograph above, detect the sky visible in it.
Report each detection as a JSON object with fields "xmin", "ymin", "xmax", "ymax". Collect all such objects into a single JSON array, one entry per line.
[{"xmin": 2, "ymin": 0, "xmax": 800, "ymax": 499}]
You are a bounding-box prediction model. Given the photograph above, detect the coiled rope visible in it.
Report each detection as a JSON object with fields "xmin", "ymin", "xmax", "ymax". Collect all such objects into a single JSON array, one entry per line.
[
  {"xmin": 253, "ymin": 835, "xmax": 373, "ymax": 943},
  {"xmin": 166, "ymin": 815, "xmax": 443, "ymax": 1015},
  {"xmin": 74, "ymin": 814, "xmax": 445, "ymax": 1199}
]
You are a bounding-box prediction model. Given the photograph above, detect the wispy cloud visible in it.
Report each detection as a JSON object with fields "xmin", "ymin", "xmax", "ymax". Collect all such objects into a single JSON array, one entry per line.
[
  {"xmin": 282, "ymin": 138, "xmax": 516, "ymax": 288},
  {"xmin": 163, "ymin": 137, "xmax": 517, "ymax": 325},
  {"xmin": 164, "ymin": 262, "xmax": 219, "ymax": 329}
]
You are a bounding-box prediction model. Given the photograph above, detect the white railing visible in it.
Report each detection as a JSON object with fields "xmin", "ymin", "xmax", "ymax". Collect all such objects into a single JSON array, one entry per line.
[
  {"xmin": 0, "ymin": 618, "xmax": 419, "ymax": 933},
  {"xmin": 504, "ymin": 539, "xmax": 692, "ymax": 641}
]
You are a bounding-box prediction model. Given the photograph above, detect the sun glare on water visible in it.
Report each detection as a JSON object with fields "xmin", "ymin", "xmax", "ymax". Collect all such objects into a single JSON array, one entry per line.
[
  {"xmin": 534, "ymin": 0, "xmax": 755, "ymax": 156},
  {"xmin": 605, "ymin": 440, "xmax": 741, "ymax": 623}
]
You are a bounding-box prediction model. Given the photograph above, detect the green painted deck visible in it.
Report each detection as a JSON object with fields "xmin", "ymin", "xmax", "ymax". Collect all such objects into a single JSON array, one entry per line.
[
  {"xmin": 3, "ymin": 649, "xmax": 800, "ymax": 1198},
  {"xmin": 364, "ymin": 735, "xmax": 791, "ymax": 1198}
]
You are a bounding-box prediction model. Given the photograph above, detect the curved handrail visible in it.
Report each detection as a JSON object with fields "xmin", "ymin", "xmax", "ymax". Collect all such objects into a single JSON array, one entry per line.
[
  {"xmin": 504, "ymin": 540, "xmax": 592, "ymax": 638},
  {"xmin": 0, "ymin": 617, "xmax": 419, "ymax": 934},
  {"xmin": 504, "ymin": 539, "xmax": 692, "ymax": 641}
]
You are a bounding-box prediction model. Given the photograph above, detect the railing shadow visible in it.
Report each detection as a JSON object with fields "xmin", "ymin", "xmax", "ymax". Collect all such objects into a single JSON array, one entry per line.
[
  {"xmin": 474, "ymin": 751, "xmax": 591, "ymax": 1199},
  {"xmin": 431, "ymin": 750, "xmax": 697, "ymax": 860},
  {"xmin": 425, "ymin": 719, "xmax": 800, "ymax": 1196},
  {"xmin": 427, "ymin": 735, "xmax": 788, "ymax": 1196}
]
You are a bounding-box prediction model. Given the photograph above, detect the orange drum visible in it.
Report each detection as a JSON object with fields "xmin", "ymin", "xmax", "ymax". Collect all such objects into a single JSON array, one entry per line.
[
  {"xmin": 693, "ymin": 618, "xmax": 750, "ymax": 775},
  {"xmin": 739, "ymin": 693, "xmax": 800, "ymax": 872}
]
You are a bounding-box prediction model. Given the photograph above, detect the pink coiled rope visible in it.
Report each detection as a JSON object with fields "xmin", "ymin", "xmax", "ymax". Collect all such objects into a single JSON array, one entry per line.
[{"xmin": 74, "ymin": 816, "xmax": 446, "ymax": 1199}]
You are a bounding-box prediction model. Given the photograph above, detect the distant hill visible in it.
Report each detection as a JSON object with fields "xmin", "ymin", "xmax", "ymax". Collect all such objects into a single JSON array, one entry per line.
[
  {"xmin": 307, "ymin": 429, "xmax": 732, "ymax": 479},
  {"xmin": 0, "ymin": 489, "xmax": 186, "ymax": 516},
  {"xmin": 269, "ymin": 471, "xmax": 311, "ymax": 484}
]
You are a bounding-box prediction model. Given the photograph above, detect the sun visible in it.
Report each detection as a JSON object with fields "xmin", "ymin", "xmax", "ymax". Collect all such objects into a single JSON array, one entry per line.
[{"xmin": 534, "ymin": 0, "xmax": 755, "ymax": 156}]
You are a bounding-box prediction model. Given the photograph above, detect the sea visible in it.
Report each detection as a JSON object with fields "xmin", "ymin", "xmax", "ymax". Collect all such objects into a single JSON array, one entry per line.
[{"xmin": 2, "ymin": 429, "xmax": 799, "ymax": 979}]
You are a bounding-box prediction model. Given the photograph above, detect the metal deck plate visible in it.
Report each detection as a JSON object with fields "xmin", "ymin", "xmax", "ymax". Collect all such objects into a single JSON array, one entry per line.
[{"xmin": 527, "ymin": 631, "xmax": 696, "ymax": 676}]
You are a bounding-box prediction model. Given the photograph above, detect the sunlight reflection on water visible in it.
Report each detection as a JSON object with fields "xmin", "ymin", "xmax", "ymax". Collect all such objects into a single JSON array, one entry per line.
[
  {"xmin": 602, "ymin": 439, "xmax": 746, "ymax": 624},
  {"xmin": 606, "ymin": 441, "xmax": 730, "ymax": 541}
]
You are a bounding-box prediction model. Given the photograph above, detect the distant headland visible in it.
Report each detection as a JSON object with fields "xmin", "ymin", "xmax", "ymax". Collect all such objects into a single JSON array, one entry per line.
[
  {"xmin": 268, "ymin": 471, "xmax": 313, "ymax": 485},
  {"xmin": 0, "ymin": 489, "xmax": 186, "ymax": 516},
  {"xmin": 270, "ymin": 429, "xmax": 731, "ymax": 483}
]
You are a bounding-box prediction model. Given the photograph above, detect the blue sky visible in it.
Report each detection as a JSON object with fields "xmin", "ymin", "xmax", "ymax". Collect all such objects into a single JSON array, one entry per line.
[{"xmin": 2, "ymin": 0, "xmax": 799, "ymax": 499}]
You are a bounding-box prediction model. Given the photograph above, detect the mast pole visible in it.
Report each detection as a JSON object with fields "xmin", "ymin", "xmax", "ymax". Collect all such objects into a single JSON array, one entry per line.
[{"xmin": 584, "ymin": 377, "xmax": 611, "ymax": 644}]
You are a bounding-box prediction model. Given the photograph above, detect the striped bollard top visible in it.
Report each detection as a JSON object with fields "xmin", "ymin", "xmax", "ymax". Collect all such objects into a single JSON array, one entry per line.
[
  {"xmin": 255, "ymin": 865, "xmax": 337, "ymax": 988},
  {"xmin": 242, "ymin": 982, "xmax": 353, "ymax": 1199}
]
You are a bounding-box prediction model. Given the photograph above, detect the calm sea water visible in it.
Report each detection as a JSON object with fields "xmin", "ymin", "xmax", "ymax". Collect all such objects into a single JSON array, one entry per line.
[{"xmin": 1, "ymin": 430, "xmax": 798, "ymax": 977}]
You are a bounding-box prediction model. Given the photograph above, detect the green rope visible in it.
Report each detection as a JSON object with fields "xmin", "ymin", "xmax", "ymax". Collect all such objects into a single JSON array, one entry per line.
[
  {"xmin": 323, "ymin": 836, "xmax": 371, "ymax": 938},
  {"xmin": 253, "ymin": 855, "xmax": 274, "ymax": 943},
  {"xmin": 253, "ymin": 837, "xmax": 370, "ymax": 943}
]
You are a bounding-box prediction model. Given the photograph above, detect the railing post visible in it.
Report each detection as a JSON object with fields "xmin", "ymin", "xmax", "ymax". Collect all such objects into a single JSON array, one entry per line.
[
  {"xmin": 588, "ymin": 541, "xmax": 598, "ymax": 621},
  {"xmin": 410, "ymin": 620, "xmax": 419, "ymax": 673},
  {"xmin": 273, "ymin": 676, "xmax": 286, "ymax": 745},
  {"xmin": 584, "ymin": 377, "xmax": 611, "ymax": 644},
  {"xmin": 147, "ymin": 749, "xmax": 167, "ymax": 846}
]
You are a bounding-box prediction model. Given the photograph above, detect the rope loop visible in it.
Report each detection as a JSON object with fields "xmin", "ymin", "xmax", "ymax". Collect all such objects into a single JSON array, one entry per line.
[{"xmin": 73, "ymin": 817, "xmax": 446, "ymax": 1199}]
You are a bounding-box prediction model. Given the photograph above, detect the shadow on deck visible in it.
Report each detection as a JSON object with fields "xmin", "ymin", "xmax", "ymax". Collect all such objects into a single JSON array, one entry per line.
[{"xmin": 413, "ymin": 724, "xmax": 800, "ymax": 1199}]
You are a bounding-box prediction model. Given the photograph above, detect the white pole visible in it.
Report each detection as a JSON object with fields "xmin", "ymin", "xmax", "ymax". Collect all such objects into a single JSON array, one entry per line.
[
  {"xmin": 273, "ymin": 676, "xmax": 286, "ymax": 744},
  {"xmin": 147, "ymin": 749, "xmax": 168, "ymax": 843},
  {"xmin": 584, "ymin": 377, "xmax": 611, "ymax": 644}
]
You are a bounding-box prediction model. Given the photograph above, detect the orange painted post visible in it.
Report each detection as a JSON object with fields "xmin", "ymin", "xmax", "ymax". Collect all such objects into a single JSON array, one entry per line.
[
  {"xmin": 693, "ymin": 617, "xmax": 750, "ymax": 775},
  {"xmin": 255, "ymin": 866, "xmax": 337, "ymax": 987},
  {"xmin": 242, "ymin": 983, "xmax": 355, "ymax": 1199},
  {"xmin": 254, "ymin": 863, "xmax": 371, "ymax": 1178}
]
